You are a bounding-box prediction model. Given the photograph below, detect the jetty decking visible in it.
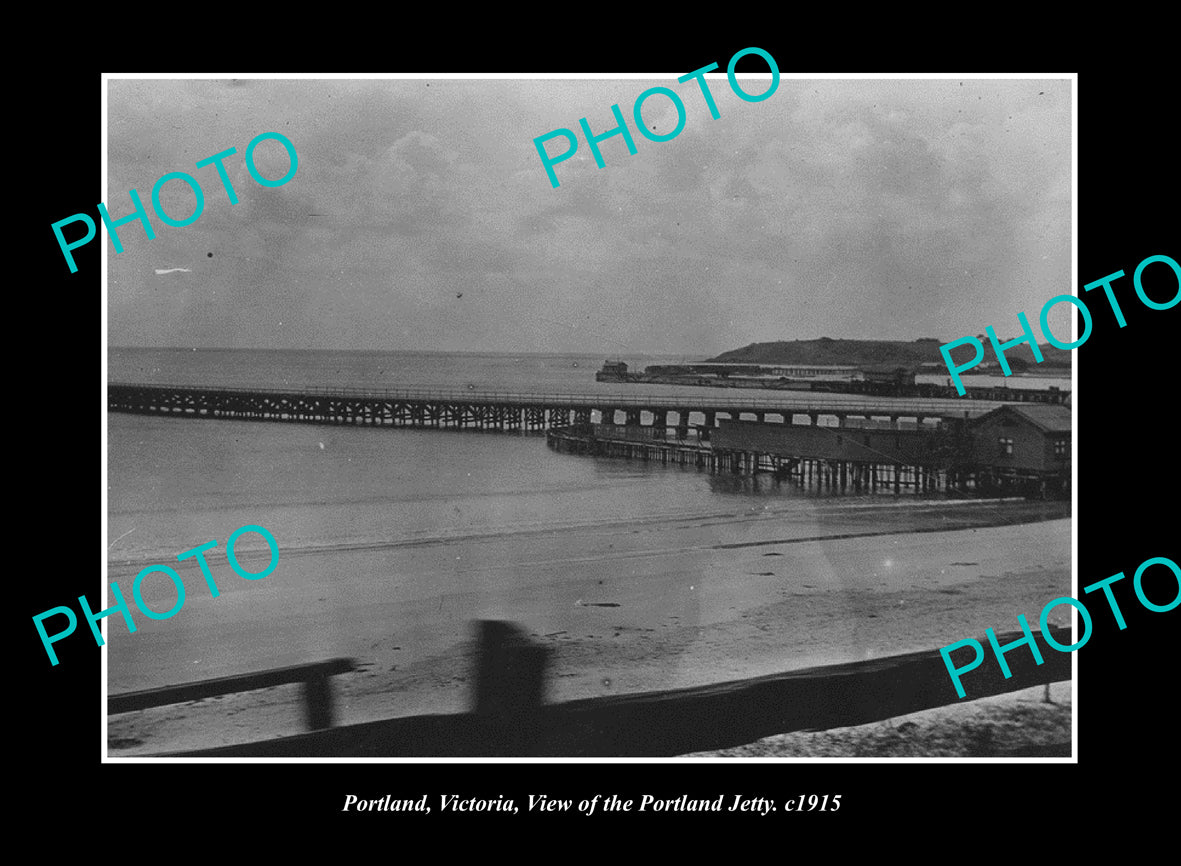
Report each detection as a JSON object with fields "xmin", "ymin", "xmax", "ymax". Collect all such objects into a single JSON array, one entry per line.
[
  {"xmin": 107, "ymin": 382, "xmax": 1004, "ymax": 432},
  {"xmin": 107, "ymin": 383, "xmax": 1067, "ymax": 495}
]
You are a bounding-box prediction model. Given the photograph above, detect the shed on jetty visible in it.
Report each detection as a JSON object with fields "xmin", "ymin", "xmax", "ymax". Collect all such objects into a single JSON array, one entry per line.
[
  {"xmin": 967, "ymin": 404, "xmax": 1071, "ymax": 492},
  {"xmin": 705, "ymin": 416, "xmax": 959, "ymax": 493},
  {"xmin": 702, "ymin": 403, "xmax": 1071, "ymax": 496},
  {"xmin": 711, "ymin": 417, "xmax": 941, "ymax": 466}
]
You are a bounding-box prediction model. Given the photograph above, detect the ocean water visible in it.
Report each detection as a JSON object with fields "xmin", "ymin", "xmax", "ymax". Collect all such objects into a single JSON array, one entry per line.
[
  {"xmin": 108, "ymin": 346, "xmax": 1069, "ymax": 394},
  {"xmin": 108, "ymin": 348, "xmax": 883, "ymax": 701},
  {"xmin": 106, "ymin": 347, "xmax": 1071, "ymax": 566},
  {"xmin": 108, "ymin": 347, "xmax": 708, "ymax": 395},
  {"xmin": 104, "ymin": 348, "xmax": 1071, "ymax": 715},
  {"xmin": 108, "ymin": 348, "xmax": 812, "ymax": 566}
]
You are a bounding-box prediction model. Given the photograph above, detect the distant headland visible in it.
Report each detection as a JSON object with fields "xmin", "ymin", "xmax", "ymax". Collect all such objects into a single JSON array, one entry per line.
[{"xmin": 708, "ymin": 337, "xmax": 1071, "ymax": 373}]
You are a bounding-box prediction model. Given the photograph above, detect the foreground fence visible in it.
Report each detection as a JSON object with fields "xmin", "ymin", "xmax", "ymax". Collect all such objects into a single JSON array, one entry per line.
[
  {"xmin": 110, "ymin": 621, "xmax": 1072, "ymax": 758},
  {"xmin": 108, "ymin": 658, "xmax": 356, "ymax": 731}
]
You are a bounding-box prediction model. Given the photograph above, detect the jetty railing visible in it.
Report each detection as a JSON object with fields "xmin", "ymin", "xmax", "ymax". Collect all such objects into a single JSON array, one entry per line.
[
  {"xmin": 107, "ymin": 381, "xmax": 1001, "ymax": 418},
  {"xmin": 117, "ymin": 622, "xmax": 1072, "ymax": 758}
]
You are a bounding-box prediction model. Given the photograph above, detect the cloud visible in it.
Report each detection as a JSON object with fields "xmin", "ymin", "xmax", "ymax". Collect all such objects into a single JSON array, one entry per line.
[{"xmin": 107, "ymin": 78, "xmax": 1072, "ymax": 353}]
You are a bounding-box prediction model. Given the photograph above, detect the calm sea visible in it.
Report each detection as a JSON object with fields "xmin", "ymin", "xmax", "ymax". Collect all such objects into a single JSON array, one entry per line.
[
  {"xmin": 106, "ymin": 348, "xmax": 781, "ymax": 567},
  {"xmin": 102, "ymin": 345, "xmax": 1075, "ymax": 731},
  {"xmin": 106, "ymin": 347, "xmax": 1070, "ymax": 567}
]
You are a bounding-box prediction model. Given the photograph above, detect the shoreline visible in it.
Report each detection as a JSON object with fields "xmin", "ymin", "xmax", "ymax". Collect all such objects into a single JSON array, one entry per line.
[
  {"xmin": 107, "ymin": 501, "xmax": 1070, "ymax": 757},
  {"xmin": 685, "ymin": 682, "xmax": 1072, "ymax": 758},
  {"xmin": 595, "ymin": 371, "xmax": 1070, "ymax": 402}
]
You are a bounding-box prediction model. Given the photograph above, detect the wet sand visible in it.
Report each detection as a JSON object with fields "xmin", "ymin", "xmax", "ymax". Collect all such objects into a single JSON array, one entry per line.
[{"xmin": 107, "ymin": 499, "xmax": 1070, "ymax": 756}]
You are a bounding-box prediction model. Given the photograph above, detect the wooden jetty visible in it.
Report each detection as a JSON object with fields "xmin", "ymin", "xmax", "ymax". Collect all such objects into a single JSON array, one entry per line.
[
  {"xmin": 107, "ymin": 382, "xmax": 1001, "ymax": 433},
  {"xmin": 107, "ymin": 383, "xmax": 1065, "ymax": 495},
  {"xmin": 546, "ymin": 422, "xmax": 964, "ymax": 494},
  {"xmin": 546, "ymin": 411, "xmax": 1068, "ymax": 497}
]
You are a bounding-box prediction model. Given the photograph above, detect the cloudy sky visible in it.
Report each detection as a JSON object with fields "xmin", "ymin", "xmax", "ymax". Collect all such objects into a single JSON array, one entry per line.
[{"xmin": 106, "ymin": 76, "xmax": 1071, "ymax": 356}]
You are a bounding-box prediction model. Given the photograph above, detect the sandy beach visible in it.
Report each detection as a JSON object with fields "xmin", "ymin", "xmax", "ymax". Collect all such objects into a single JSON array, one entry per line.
[
  {"xmin": 106, "ymin": 499, "xmax": 1070, "ymax": 756},
  {"xmin": 686, "ymin": 681, "xmax": 1072, "ymax": 757}
]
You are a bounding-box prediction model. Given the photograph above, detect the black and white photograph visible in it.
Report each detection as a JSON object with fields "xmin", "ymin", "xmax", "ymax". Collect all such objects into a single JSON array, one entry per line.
[
  {"xmin": 99, "ymin": 72, "xmax": 1077, "ymax": 760},
  {"xmin": 24, "ymin": 47, "xmax": 1173, "ymax": 835}
]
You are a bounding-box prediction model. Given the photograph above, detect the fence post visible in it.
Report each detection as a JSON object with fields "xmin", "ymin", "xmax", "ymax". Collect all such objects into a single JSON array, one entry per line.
[
  {"xmin": 304, "ymin": 671, "xmax": 334, "ymax": 730},
  {"xmin": 472, "ymin": 620, "xmax": 549, "ymax": 755}
]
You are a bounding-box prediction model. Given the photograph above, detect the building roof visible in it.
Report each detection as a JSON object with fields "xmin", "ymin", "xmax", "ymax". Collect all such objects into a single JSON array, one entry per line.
[{"xmin": 972, "ymin": 403, "xmax": 1072, "ymax": 433}]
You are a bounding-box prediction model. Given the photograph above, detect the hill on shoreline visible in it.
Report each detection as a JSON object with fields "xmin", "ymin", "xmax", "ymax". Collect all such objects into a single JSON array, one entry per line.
[{"xmin": 709, "ymin": 337, "xmax": 1072, "ymax": 371}]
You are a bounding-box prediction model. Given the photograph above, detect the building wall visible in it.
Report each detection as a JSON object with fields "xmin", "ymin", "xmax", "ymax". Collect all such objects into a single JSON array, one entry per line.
[
  {"xmin": 1044, "ymin": 434, "xmax": 1071, "ymax": 473},
  {"xmin": 968, "ymin": 414, "xmax": 1070, "ymax": 474},
  {"xmin": 712, "ymin": 419, "xmax": 940, "ymax": 464}
]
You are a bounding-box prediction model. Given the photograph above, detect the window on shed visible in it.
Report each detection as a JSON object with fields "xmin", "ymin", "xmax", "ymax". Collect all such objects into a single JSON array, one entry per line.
[{"xmin": 999, "ymin": 437, "xmax": 1014, "ymax": 456}]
